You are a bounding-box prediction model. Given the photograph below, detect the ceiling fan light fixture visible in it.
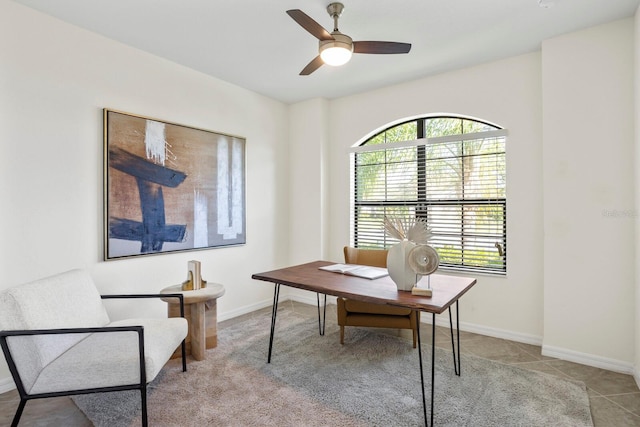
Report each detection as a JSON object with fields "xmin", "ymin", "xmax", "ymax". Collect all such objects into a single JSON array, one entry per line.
[
  {"xmin": 320, "ymin": 44, "xmax": 352, "ymax": 66},
  {"xmin": 319, "ymin": 34, "xmax": 353, "ymax": 66}
]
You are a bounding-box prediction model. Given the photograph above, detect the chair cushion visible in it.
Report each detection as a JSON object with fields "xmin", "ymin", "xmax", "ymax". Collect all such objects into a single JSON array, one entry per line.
[
  {"xmin": 342, "ymin": 313, "xmax": 414, "ymax": 329},
  {"xmin": 0, "ymin": 270, "xmax": 110, "ymax": 331},
  {"xmin": 343, "ymin": 299, "xmax": 413, "ymax": 316},
  {"xmin": 29, "ymin": 317, "xmax": 187, "ymax": 394},
  {"xmin": 0, "ymin": 269, "xmax": 110, "ymax": 392}
]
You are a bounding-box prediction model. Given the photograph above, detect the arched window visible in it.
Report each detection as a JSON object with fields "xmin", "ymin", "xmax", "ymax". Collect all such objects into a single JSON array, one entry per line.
[{"xmin": 351, "ymin": 115, "xmax": 507, "ymax": 274}]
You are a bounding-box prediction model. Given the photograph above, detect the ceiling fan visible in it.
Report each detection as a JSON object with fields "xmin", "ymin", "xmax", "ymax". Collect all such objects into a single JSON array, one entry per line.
[{"xmin": 286, "ymin": 2, "xmax": 412, "ymax": 75}]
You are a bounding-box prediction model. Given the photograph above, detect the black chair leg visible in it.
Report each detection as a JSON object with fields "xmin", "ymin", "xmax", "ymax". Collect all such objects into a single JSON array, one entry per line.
[
  {"xmin": 181, "ymin": 339, "xmax": 187, "ymax": 372},
  {"xmin": 141, "ymin": 387, "xmax": 148, "ymax": 427},
  {"xmin": 11, "ymin": 398, "xmax": 26, "ymax": 427}
]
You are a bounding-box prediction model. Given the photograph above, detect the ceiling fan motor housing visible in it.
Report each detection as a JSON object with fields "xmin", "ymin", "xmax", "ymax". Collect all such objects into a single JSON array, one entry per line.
[{"xmin": 320, "ymin": 32, "xmax": 353, "ymax": 52}]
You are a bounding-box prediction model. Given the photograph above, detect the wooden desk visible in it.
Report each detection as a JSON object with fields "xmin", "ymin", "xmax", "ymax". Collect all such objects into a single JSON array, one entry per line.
[{"xmin": 252, "ymin": 260, "xmax": 477, "ymax": 427}]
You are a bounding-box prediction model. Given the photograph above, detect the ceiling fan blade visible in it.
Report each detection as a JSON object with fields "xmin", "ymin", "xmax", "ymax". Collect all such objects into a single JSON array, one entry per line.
[
  {"xmin": 300, "ymin": 56, "xmax": 324, "ymax": 75},
  {"xmin": 286, "ymin": 9, "xmax": 334, "ymax": 41},
  {"xmin": 353, "ymin": 41, "xmax": 412, "ymax": 54}
]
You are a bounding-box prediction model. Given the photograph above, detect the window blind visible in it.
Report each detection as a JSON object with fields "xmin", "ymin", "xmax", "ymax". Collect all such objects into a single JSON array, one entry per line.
[{"xmin": 353, "ymin": 122, "xmax": 507, "ymax": 274}]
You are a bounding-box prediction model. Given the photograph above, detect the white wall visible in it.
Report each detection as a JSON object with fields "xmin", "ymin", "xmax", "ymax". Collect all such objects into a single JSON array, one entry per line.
[
  {"xmin": 0, "ymin": 1, "xmax": 289, "ymax": 387},
  {"xmin": 541, "ymin": 19, "xmax": 635, "ymax": 371},
  {"xmin": 287, "ymin": 99, "xmax": 333, "ymax": 304},
  {"xmin": 288, "ymin": 98, "xmax": 330, "ymax": 266},
  {"xmin": 323, "ymin": 53, "xmax": 545, "ymax": 343}
]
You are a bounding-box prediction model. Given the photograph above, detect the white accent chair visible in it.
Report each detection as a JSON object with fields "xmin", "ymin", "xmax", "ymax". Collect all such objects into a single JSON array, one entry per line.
[{"xmin": 0, "ymin": 269, "xmax": 188, "ymax": 427}]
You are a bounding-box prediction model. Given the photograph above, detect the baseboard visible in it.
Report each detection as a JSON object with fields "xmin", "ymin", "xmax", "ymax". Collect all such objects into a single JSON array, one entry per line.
[
  {"xmin": 0, "ymin": 376, "xmax": 15, "ymax": 393},
  {"xmin": 542, "ymin": 344, "xmax": 635, "ymax": 375},
  {"xmin": 217, "ymin": 298, "xmax": 275, "ymax": 322},
  {"xmin": 427, "ymin": 315, "xmax": 635, "ymax": 375},
  {"xmin": 426, "ymin": 312, "xmax": 543, "ymax": 346},
  {"xmin": 216, "ymin": 288, "xmax": 340, "ymax": 323},
  {"xmin": 288, "ymin": 292, "xmax": 337, "ymax": 307}
]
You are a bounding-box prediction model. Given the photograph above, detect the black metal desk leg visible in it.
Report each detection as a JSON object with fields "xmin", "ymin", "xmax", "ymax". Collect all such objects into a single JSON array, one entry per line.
[
  {"xmin": 431, "ymin": 313, "xmax": 436, "ymax": 427},
  {"xmin": 449, "ymin": 305, "xmax": 460, "ymax": 376},
  {"xmin": 316, "ymin": 293, "xmax": 327, "ymax": 336},
  {"xmin": 267, "ymin": 283, "xmax": 281, "ymax": 363},
  {"xmin": 416, "ymin": 315, "xmax": 428, "ymax": 427},
  {"xmin": 456, "ymin": 301, "xmax": 460, "ymax": 376},
  {"xmin": 456, "ymin": 300, "xmax": 462, "ymax": 376}
]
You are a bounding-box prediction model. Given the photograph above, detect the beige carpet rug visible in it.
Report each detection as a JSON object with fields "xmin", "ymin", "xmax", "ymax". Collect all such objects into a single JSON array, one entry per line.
[{"xmin": 73, "ymin": 307, "xmax": 593, "ymax": 426}]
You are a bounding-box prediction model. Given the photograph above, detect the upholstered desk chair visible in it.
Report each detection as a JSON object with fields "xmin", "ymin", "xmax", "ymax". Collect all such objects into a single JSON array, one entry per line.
[{"xmin": 337, "ymin": 246, "xmax": 419, "ymax": 347}]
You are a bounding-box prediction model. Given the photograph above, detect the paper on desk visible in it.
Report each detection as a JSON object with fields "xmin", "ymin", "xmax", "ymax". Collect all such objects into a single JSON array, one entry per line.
[{"xmin": 318, "ymin": 263, "xmax": 389, "ymax": 280}]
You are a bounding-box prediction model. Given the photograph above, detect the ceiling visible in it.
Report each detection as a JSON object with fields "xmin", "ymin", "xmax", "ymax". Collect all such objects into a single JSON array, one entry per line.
[{"xmin": 15, "ymin": 0, "xmax": 640, "ymax": 104}]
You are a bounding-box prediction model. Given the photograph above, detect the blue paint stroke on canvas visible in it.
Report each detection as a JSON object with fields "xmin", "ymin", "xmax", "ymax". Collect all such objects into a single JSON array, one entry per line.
[{"xmin": 109, "ymin": 147, "xmax": 187, "ymax": 253}]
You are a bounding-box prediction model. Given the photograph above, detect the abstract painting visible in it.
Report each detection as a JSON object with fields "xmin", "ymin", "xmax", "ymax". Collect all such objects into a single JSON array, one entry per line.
[{"xmin": 104, "ymin": 109, "xmax": 246, "ymax": 259}]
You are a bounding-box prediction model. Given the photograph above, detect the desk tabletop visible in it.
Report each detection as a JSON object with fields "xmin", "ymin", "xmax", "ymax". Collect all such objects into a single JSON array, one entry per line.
[{"xmin": 252, "ymin": 260, "xmax": 476, "ymax": 314}]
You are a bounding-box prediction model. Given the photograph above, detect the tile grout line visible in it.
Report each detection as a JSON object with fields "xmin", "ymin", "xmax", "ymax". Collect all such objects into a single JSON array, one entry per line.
[{"xmin": 595, "ymin": 394, "xmax": 640, "ymax": 419}]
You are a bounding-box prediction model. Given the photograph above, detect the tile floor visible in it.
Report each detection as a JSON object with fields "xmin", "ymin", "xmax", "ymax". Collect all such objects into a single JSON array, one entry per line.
[{"xmin": 1, "ymin": 301, "xmax": 638, "ymax": 426}]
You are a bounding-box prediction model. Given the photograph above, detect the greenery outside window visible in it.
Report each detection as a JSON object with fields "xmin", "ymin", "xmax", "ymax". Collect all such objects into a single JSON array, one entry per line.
[{"xmin": 351, "ymin": 116, "xmax": 507, "ymax": 275}]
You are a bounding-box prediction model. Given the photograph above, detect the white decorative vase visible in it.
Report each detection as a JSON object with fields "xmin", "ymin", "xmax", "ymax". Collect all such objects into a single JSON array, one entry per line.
[{"xmin": 387, "ymin": 240, "xmax": 419, "ymax": 291}]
